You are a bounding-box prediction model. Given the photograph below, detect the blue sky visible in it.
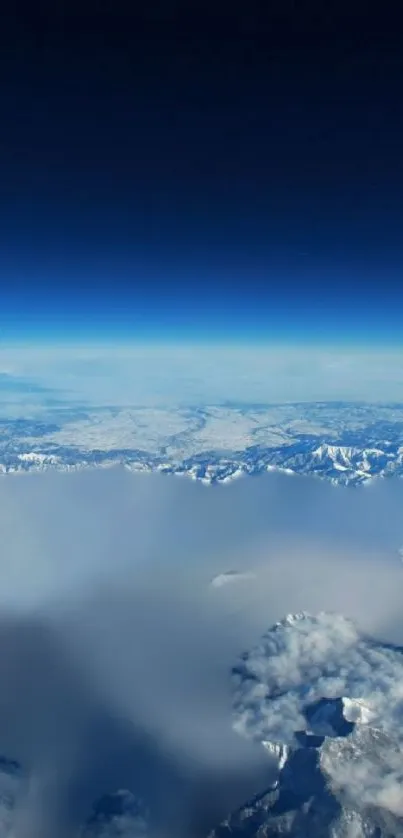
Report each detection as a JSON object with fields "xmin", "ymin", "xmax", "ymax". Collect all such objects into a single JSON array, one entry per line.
[
  {"xmin": 0, "ymin": 4, "xmax": 402, "ymax": 347},
  {"xmin": 0, "ymin": 255, "xmax": 402, "ymax": 346}
]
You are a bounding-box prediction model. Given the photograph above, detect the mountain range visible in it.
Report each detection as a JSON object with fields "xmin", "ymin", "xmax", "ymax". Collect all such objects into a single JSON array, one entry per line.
[{"xmin": 2, "ymin": 402, "xmax": 403, "ymax": 486}]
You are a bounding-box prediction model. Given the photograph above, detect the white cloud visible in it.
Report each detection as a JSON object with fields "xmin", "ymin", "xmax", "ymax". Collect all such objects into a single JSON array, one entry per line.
[
  {"xmin": 0, "ymin": 469, "xmax": 401, "ymax": 832},
  {"xmin": 322, "ymin": 725, "xmax": 403, "ymax": 819},
  {"xmin": 210, "ymin": 571, "xmax": 256, "ymax": 588},
  {"xmin": 79, "ymin": 791, "xmax": 149, "ymax": 838},
  {"xmin": 232, "ymin": 611, "xmax": 403, "ymax": 821},
  {"xmin": 232, "ymin": 612, "xmax": 403, "ymax": 747}
]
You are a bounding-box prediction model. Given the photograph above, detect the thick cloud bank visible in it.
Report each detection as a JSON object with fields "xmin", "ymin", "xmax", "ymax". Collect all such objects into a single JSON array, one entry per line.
[
  {"xmin": 232, "ymin": 612, "xmax": 403, "ymax": 821},
  {"xmin": 0, "ymin": 468, "xmax": 402, "ymax": 835},
  {"xmin": 232, "ymin": 612, "xmax": 403, "ymax": 746}
]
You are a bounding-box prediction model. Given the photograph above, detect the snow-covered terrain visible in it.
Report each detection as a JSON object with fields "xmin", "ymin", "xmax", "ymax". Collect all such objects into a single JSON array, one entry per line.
[
  {"xmin": 209, "ymin": 726, "xmax": 403, "ymax": 837},
  {"xmin": 232, "ymin": 612, "xmax": 403, "ymax": 745},
  {"xmin": 2, "ymin": 401, "xmax": 403, "ymax": 485},
  {"xmin": 209, "ymin": 613, "xmax": 403, "ymax": 837}
]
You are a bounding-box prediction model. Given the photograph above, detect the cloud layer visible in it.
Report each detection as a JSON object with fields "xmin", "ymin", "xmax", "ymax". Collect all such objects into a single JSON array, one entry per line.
[
  {"xmin": 0, "ymin": 468, "xmax": 401, "ymax": 834},
  {"xmin": 232, "ymin": 611, "xmax": 403, "ymax": 822},
  {"xmin": 3, "ymin": 342, "xmax": 403, "ymax": 406},
  {"xmin": 232, "ymin": 612, "xmax": 403, "ymax": 746}
]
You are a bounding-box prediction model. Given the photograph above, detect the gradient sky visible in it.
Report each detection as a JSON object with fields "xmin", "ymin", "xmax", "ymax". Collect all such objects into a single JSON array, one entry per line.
[{"xmin": 1, "ymin": 2, "xmax": 402, "ymax": 342}]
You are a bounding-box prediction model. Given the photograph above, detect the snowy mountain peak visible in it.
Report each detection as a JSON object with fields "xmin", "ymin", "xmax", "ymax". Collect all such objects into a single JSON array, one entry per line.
[
  {"xmin": 3, "ymin": 401, "xmax": 403, "ymax": 486},
  {"xmin": 261, "ymin": 741, "xmax": 290, "ymax": 771},
  {"xmin": 211, "ymin": 613, "xmax": 403, "ymax": 837},
  {"xmin": 232, "ymin": 611, "xmax": 403, "ymax": 747},
  {"xmin": 341, "ymin": 696, "xmax": 375, "ymax": 726},
  {"xmin": 274, "ymin": 611, "xmax": 310, "ymax": 628},
  {"xmin": 209, "ymin": 724, "xmax": 403, "ymax": 837}
]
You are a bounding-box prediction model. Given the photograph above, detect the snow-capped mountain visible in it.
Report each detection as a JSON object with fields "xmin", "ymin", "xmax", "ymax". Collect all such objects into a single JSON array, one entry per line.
[
  {"xmin": 1, "ymin": 401, "xmax": 403, "ymax": 485},
  {"xmin": 209, "ymin": 725, "xmax": 403, "ymax": 837},
  {"xmin": 210, "ymin": 613, "xmax": 403, "ymax": 837}
]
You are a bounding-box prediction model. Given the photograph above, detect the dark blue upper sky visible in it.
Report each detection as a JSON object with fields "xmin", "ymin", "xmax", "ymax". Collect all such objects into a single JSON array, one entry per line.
[{"xmin": 1, "ymin": 1, "xmax": 402, "ymax": 343}]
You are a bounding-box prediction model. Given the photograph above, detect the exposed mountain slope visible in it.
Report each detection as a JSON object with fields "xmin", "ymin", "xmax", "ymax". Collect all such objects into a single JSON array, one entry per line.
[{"xmin": 209, "ymin": 726, "xmax": 403, "ymax": 837}]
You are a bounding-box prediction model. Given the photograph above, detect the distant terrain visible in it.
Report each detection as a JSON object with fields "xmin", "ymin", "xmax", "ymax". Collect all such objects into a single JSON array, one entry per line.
[{"xmin": 2, "ymin": 401, "xmax": 403, "ymax": 486}]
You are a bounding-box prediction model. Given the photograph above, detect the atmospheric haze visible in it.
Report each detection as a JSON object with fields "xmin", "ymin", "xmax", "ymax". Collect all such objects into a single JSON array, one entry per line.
[
  {"xmin": 4, "ymin": 343, "xmax": 403, "ymax": 406},
  {"xmin": 0, "ymin": 467, "xmax": 402, "ymax": 836}
]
